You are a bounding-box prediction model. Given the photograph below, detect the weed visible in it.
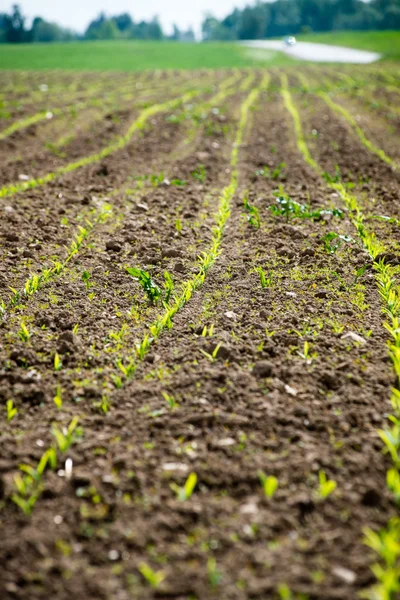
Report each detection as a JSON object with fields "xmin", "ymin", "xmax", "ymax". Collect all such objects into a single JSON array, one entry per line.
[
  {"xmin": 127, "ymin": 267, "xmax": 162, "ymax": 305},
  {"xmin": 192, "ymin": 164, "xmax": 206, "ymax": 182},
  {"xmin": 258, "ymin": 471, "xmax": 278, "ymax": 498},
  {"xmin": 322, "ymin": 232, "xmax": 354, "ymax": 254},
  {"xmin": 243, "ymin": 194, "xmax": 261, "ymax": 229},
  {"xmin": 6, "ymin": 399, "xmax": 17, "ymax": 422},
  {"xmin": 170, "ymin": 472, "xmax": 197, "ymax": 501}
]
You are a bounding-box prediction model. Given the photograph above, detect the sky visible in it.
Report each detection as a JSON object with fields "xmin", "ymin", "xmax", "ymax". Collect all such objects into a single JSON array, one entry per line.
[{"xmin": 1, "ymin": 0, "xmax": 251, "ymax": 35}]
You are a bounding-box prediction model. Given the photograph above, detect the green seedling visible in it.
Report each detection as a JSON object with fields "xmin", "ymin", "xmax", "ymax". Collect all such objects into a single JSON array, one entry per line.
[
  {"xmin": 126, "ymin": 267, "xmax": 162, "ymax": 304},
  {"xmin": 322, "ymin": 164, "xmax": 342, "ymax": 184},
  {"xmin": 53, "ymin": 385, "xmax": 63, "ymax": 410},
  {"xmin": 150, "ymin": 172, "xmax": 165, "ymax": 187},
  {"xmin": 378, "ymin": 416, "xmax": 400, "ymax": 468},
  {"xmin": 208, "ymin": 557, "xmax": 222, "ymax": 588},
  {"xmin": 170, "ymin": 178, "xmax": 186, "ymax": 187},
  {"xmin": 170, "ymin": 472, "xmax": 197, "ymax": 501},
  {"xmin": 270, "ymin": 186, "xmax": 344, "ymax": 223},
  {"xmin": 52, "ymin": 417, "xmax": 80, "ymax": 453},
  {"xmin": 81, "ymin": 270, "xmax": 92, "ymax": 290},
  {"xmin": 199, "ymin": 342, "xmax": 221, "ymax": 363},
  {"xmin": 316, "ymin": 470, "xmax": 337, "ymax": 499},
  {"xmin": 175, "ymin": 218, "xmax": 183, "ymax": 233},
  {"xmin": 161, "ymin": 390, "xmax": 178, "ymax": 410},
  {"xmin": 138, "ymin": 562, "xmax": 165, "ymax": 588},
  {"xmin": 258, "ymin": 471, "xmax": 278, "ymax": 498},
  {"xmin": 116, "ymin": 358, "xmax": 137, "ymax": 379},
  {"xmin": 163, "ymin": 271, "xmax": 174, "ymax": 305},
  {"xmin": 201, "ymin": 324, "xmax": 214, "ymax": 337},
  {"xmin": 387, "ymin": 468, "xmax": 400, "ymax": 504},
  {"xmin": 354, "ymin": 265, "xmax": 368, "ymax": 284},
  {"xmin": 93, "ymin": 395, "xmax": 111, "ymax": 414},
  {"xmin": 12, "ymin": 448, "xmax": 57, "ymax": 515},
  {"xmin": 109, "ymin": 324, "xmax": 129, "ymax": 343},
  {"xmin": 243, "ymin": 194, "xmax": 261, "ymax": 229},
  {"xmin": 322, "ymin": 232, "xmax": 354, "ymax": 254},
  {"xmin": 54, "ymin": 352, "xmax": 62, "ymax": 371},
  {"xmin": 255, "ymin": 266, "xmax": 272, "ymax": 289},
  {"xmin": 18, "ymin": 321, "xmax": 31, "ymax": 342},
  {"xmin": 362, "ymin": 519, "xmax": 400, "ymax": 600},
  {"xmin": 6, "ymin": 399, "xmax": 17, "ymax": 422},
  {"xmin": 297, "ymin": 341, "xmax": 316, "ymax": 362},
  {"xmin": 192, "ymin": 164, "xmax": 206, "ymax": 182}
]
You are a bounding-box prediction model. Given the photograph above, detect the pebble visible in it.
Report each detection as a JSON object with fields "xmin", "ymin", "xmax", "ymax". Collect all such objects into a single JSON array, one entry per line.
[
  {"xmin": 341, "ymin": 331, "xmax": 367, "ymax": 345},
  {"xmin": 332, "ymin": 566, "xmax": 356, "ymax": 584},
  {"xmin": 224, "ymin": 311, "xmax": 238, "ymax": 321}
]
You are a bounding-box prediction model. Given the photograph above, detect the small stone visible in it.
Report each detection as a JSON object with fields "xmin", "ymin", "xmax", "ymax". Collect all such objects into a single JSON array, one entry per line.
[
  {"xmin": 341, "ymin": 332, "xmax": 367, "ymax": 345},
  {"xmin": 285, "ymin": 384, "xmax": 297, "ymax": 396},
  {"xmin": 285, "ymin": 292, "xmax": 297, "ymax": 298},
  {"xmin": 332, "ymin": 566, "xmax": 356, "ymax": 584},
  {"xmin": 224, "ymin": 311, "xmax": 238, "ymax": 321},
  {"xmin": 162, "ymin": 463, "xmax": 189, "ymax": 474},
  {"xmin": 136, "ymin": 201, "xmax": 149, "ymax": 211},
  {"xmin": 18, "ymin": 174, "xmax": 30, "ymax": 181},
  {"xmin": 216, "ymin": 437, "xmax": 236, "ymax": 447},
  {"xmin": 253, "ymin": 361, "xmax": 273, "ymax": 378}
]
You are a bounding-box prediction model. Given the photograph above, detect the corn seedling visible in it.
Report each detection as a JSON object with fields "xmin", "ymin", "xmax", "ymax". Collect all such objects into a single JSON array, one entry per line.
[
  {"xmin": 54, "ymin": 352, "xmax": 62, "ymax": 371},
  {"xmin": 175, "ymin": 218, "xmax": 183, "ymax": 233},
  {"xmin": 52, "ymin": 417, "xmax": 81, "ymax": 453},
  {"xmin": 6, "ymin": 399, "xmax": 17, "ymax": 422},
  {"xmin": 161, "ymin": 390, "xmax": 178, "ymax": 410},
  {"xmin": 255, "ymin": 266, "xmax": 272, "ymax": 289},
  {"xmin": 361, "ymin": 519, "xmax": 400, "ymax": 600},
  {"xmin": 163, "ymin": 271, "xmax": 174, "ymax": 305},
  {"xmin": 243, "ymin": 194, "xmax": 261, "ymax": 229},
  {"xmin": 170, "ymin": 472, "xmax": 197, "ymax": 501},
  {"xmin": 316, "ymin": 470, "xmax": 337, "ymax": 500},
  {"xmin": 126, "ymin": 267, "xmax": 162, "ymax": 305},
  {"xmin": 258, "ymin": 471, "xmax": 278, "ymax": 498},
  {"xmin": 322, "ymin": 232, "xmax": 354, "ymax": 254},
  {"xmin": 138, "ymin": 563, "xmax": 165, "ymax": 589},
  {"xmin": 116, "ymin": 358, "xmax": 137, "ymax": 379},
  {"xmin": 81, "ymin": 270, "xmax": 92, "ymax": 290},
  {"xmin": 11, "ymin": 448, "xmax": 57, "ymax": 515},
  {"xmin": 199, "ymin": 342, "xmax": 221, "ymax": 363},
  {"xmin": 53, "ymin": 385, "xmax": 63, "ymax": 410},
  {"xmin": 18, "ymin": 321, "xmax": 31, "ymax": 342}
]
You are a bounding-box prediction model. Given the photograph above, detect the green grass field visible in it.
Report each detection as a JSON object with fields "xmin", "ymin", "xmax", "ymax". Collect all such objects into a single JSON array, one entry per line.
[
  {"xmin": 0, "ymin": 40, "xmax": 294, "ymax": 71},
  {"xmin": 298, "ymin": 30, "xmax": 400, "ymax": 61}
]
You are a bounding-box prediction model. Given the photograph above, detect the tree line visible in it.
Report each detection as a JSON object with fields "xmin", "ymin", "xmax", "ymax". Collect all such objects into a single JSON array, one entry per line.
[
  {"xmin": 202, "ymin": 0, "xmax": 400, "ymax": 40},
  {"xmin": 0, "ymin": 4, "xmax": 195, "ymax": 43}
]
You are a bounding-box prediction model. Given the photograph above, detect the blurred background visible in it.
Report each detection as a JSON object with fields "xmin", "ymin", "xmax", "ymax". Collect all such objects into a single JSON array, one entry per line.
[{"xmin": 0, "ymin": 1, "xmax": 399, "ymax": 69}]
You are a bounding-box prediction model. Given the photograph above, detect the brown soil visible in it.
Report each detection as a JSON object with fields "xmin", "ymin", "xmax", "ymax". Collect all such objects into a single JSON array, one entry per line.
[{"xmin": 0, "ymin": 67, "xmax": 398, "ymax": 600}]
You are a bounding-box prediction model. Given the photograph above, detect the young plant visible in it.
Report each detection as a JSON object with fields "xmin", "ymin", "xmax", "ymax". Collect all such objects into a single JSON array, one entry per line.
[
  {"xmin": 316, "ymin": 470, "xmax": 337, "ymax": 500},
  {"xmin": 170, "ymin": 472, "xmax": 197, "ymax": 501},
  {"xmin": 6, "ymin": 399, "xmax": 18, "ymax": 422},
  {"xmin": 53, "ymin": 385, "xmax": 63, "ymax": 410},
  {"xmin": 52, "ymin": 417, "xmax": 80, "ymax": 453},
  {"xmin": 126, "ymin": 267, "xmax": 162, "ymax": 305},
  {"xmin": 243, "ymin": 194, "xmax": 261, "ymax": 229},
  {"xmin": 161, "ymin": 390, "xmax": 178, "ymax": 410},
  {"xmin": 163, "ymin": 271, "xmax": 174, "ymax": 305},
  {"xmin": 322, "ymin": 232, "xmax": 354, "ymax": 254},
  {"xmin": 208, "ymin": 557, "xmax": 222, "ymax": 588},
  {"xmin": 199, "ymin": 342, "xmax": 221, "ymax": 363},
  {"xmin": 81, "ymin": 270, "xmax": 92, "ymax": 290},
  {"xmin": 258, "ymin": 471, "xmax": 278, "ymax": 498},
  {"xmin": 54, "ymin": 352, "xmax": 62, "ymax": 371},
  {"xmin": 18, "ymin": 321, "xmax": 31, "ymax": 342},
  {"xmin": 138, "ymin": 563, "xmax": 165, "ymax": 589},
  {"xmin": 192, "ymin": 164, "xmax": 206, "ymax": 182},
  {"xmin": 11, "ymin": 448, "xmax": 57, "ymax": 515},
  {"xmin": 255, "ymin": 266, "xmax": 272, "ymax": 289}
]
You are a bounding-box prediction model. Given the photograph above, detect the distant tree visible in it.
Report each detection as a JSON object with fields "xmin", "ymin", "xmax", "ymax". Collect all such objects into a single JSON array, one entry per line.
[
  {"xmin": 4, "ymin": 4, "xmax": 26, "ymax": 43},
  {"xmin": 114, "ymin": 13, "xmax": 134, "ymax": 32}
]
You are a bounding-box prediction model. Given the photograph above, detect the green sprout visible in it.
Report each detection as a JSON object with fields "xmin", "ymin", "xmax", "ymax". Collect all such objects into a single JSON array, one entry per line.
[
  {"xmin": 243, "ymin": 194, "xmax": 261, "ymax": 229},
  {"xmin": 81, "ymin": 270, "xmax": 92, "ymax": 290},
  {"xmin": 126, "ymin": 267, "xmax": 162, "ymax": 304},
  {"xmin": 6, "ymin": 399, "xmax": 18, "ymax": 422},
  {"xmin": 255, "ymin": 266, "xmax": 272, "ymax": 289},
  {"xmin": 54, "ymin": 352, "xmax": 62, "ymax": 371},
  {"xmin": 192, "ymin": 164, "xmax": 206, "ymax": 182},
  {"xmin": 170, "ymin": 472, "xmax": 197, "ymax": 501},
  {"xmin": 53, "ymin": 385, "xmax": 63, "ymax": 410},
  {"xmin": 258, "ymin": 471, "xmax": 278, "ymax": 498},
  {"xmin": 52, "ymin": 417, "xmax": 81, "ymax": 453},
  {"xmin": 161, "ymin": 390, "xmax": 178, "ymax": 410},
  {"xmin": 18, "ymin": 321, "xmax": 31, "ymax": 342},
  {"xmin": 316, "ymin": 470, "xmax": 337, "ymax": 500},
  {"xmin": 138, "ymin": 563, "xmax": 165, "ymax": 589}
]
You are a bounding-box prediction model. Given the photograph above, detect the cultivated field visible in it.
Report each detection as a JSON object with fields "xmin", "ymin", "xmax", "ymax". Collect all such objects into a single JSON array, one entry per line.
[{"xmin": 0, "ymin": 64, "xmax": 400, "ymax": 600}]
